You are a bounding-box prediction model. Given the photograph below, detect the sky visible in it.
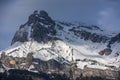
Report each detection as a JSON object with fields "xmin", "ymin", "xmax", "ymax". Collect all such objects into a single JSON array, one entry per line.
[{"xmin": 0, "ymin": 0, "xmax": 120, "ymax": 50}]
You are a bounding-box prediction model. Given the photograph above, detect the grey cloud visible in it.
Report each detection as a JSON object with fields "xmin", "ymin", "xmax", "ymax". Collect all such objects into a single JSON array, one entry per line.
[
  {"xmin": 108, "ymin": 0, "xmax": 120, "ymax": 2},
  {"xmin": 98, "ymin": 8, "xmax": 120, "ymax": 32}
]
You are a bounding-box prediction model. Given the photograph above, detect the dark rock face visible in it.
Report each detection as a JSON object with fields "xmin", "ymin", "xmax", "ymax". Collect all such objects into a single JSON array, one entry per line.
[
  {"xmin": 28, "ymin": 10, "xmax": 55, "ymax": 25},
  {"xmin": 98, "ymin": 48, "xmax": 112, "ymax": 56},
  {"xmin": 108, "ymin": 33, "xmax": 120, "ymax": 48},
  {"xmin": 31, "ymin": 22, "xmax": 49, "ymax": 42},
  {"xmin": 28, "ymin": 10, "xmax": 55, "ymax": 30},
  {"xmin": 29, "ymin": 11, "xmax": 57, "ymax": 39},
  {"xmin": 69, "ymin": 27, "xmax": 109, "ymax": 43}
]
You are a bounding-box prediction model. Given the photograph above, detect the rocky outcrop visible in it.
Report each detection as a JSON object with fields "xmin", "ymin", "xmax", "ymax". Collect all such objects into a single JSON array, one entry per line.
[
  {"xmin": 28, "ymin": 10, "xmax": 55, "ymax": 26},
  {"xmin": 98, "ymin": 48, "xmax": 112, "ymax": 56},
  {"xmin": 69, "ymin": 27, "xmax": 109, "ymax": 43},
  {"xmin": 31, "ymin": 22, "xmax": 49, "ymax": 42}
]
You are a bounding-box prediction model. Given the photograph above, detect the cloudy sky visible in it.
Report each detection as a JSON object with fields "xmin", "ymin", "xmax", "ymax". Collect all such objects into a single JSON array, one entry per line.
[{"xmin": 0, "ymin": 0, "xmax": 120, "ymax": 50}]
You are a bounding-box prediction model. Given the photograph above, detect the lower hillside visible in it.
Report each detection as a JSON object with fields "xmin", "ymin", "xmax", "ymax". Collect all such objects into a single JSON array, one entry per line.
[{"xmin": 0, "ymin": 69, "xmax": 119, "ymax": 80}]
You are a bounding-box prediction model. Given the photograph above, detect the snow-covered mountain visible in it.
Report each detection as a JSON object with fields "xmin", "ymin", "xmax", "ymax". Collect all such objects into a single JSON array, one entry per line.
[{"xmin": 0, "ymin": 10, "xmax": 120, "ymax": 79}]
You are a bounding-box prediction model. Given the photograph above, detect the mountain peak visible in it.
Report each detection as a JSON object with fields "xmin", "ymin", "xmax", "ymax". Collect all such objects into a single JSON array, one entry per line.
[
  {"xmin": 28, "ymin": 10, "xmax": 55, "ymax": 26},
  {"xmin": 11, "ymin": 10, "xmax": 56, "ymax": 45}
]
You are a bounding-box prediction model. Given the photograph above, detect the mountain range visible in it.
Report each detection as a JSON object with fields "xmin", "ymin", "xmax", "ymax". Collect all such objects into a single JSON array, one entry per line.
[{"xmin": 0, "ymin": 10, "xmax": 120, "ymax": 80}]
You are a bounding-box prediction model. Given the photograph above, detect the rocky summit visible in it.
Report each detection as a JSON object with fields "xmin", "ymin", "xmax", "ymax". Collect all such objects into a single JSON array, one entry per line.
[{"xmin": 0, "ymin": 10, "xmax": 120, "ymax": 80}]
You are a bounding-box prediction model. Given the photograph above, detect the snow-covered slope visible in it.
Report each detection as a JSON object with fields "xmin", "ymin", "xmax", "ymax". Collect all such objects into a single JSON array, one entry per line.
[{"xmin": 0, "ymin": 10, "xmax": 120, "ymax": 71}]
